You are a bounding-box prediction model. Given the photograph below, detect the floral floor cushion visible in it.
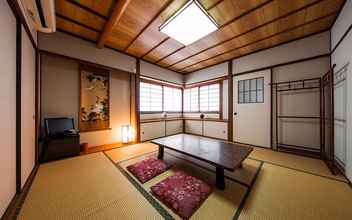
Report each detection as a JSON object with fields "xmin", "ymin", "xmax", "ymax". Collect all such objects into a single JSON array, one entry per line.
[
  {"xmin": 126, "ymin": 158, "xmax": 171, "ymax": 183},
  {"xmin": 151, "ymin": 171, "xmax": 212, "ymax": 219}
]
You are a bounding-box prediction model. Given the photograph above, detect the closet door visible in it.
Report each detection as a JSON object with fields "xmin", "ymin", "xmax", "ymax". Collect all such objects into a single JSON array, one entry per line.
[
  {"xmin": 21, "ymin": 27, "xmax": 36, "ymax": 188},
  {"xmin": 233, "ymin": 69, "xmax": 271, "ymax": 147}
]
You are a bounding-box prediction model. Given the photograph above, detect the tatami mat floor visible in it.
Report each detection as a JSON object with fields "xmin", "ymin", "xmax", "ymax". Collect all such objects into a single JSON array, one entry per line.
[{"xmin": 17, "ymin": 142, "xmax": 352, "ymax": 220}]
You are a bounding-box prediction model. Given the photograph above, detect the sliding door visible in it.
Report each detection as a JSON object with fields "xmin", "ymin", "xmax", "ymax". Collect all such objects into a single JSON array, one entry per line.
[
  {"xmin": 233, "ymin": 70, "xmax": 271, "ymax": 147},
  {"xmin": 21, "ymin": 27, "xmax": 36, "ymax": 188}
]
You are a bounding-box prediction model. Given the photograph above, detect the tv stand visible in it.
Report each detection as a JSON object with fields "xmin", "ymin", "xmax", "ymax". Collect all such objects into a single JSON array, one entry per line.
[{"xmin": 40, "ymin": 134, "xmax": 80, "ymax": 162}]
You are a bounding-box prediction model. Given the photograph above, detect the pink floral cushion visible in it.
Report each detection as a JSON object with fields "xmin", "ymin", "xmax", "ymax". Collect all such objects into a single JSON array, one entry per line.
[
  {"xmin": 126, "ymin": 158, "xmax": 171, "ymax": 183},
  {"xmin": 151, "ymin": 171, "xmax": 212, "ymax": 219}
]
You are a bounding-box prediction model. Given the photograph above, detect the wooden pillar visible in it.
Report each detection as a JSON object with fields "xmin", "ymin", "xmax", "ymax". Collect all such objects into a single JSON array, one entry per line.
[
  {"xmin": 228, "ymin": 61, "xmax": 233, "ymax": 141},
  {"xmin": 135, "ymin": 59, "xmax": 141, "ymax": 142}
]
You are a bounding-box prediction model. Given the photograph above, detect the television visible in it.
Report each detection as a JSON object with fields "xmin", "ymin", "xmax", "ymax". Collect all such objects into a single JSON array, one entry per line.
[{"xmin": 44, "ymin": 117, "xmax": 75, "ymax": 136}]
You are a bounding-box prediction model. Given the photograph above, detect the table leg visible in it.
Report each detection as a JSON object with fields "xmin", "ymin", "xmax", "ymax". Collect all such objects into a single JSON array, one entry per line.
[
  {"xmin": 216, "ymin": 167, "xmax": 225, "ymax": 190},
  {"xmin": 158, "ymin": 145, "xmax": 164, "ymax": 159}
]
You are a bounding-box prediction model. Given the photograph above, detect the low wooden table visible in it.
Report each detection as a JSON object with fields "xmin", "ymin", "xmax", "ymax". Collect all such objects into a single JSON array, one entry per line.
[{"xmin": 151, "ymin": 133, "xmax": 253, "ymax": 190}]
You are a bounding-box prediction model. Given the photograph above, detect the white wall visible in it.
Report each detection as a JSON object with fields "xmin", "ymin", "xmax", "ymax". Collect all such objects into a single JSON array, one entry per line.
[
  {"xmin": 272, "ymin": 57, "xmax": 330, "ymax": 150},
  {"xmin": 39, "ymin": 32, "xmax": 136, "ymax": 73},
  {"xmin": 185, "ymin": 62, "xmax": 227, "ymax": 84},
  {"xmin": 41, "ymin": 54, "xmax": 131, "ymax": 147},
  {"xmin": 331, "ymin": 0, "xmax": 352, "ymax": 49},
  {"xmin": 140, "ymin": 60, "xmax": 184, "ymax": 84},
  {"xmin": 233, "ymin": 31, "xmax": 330, "ymax": 74},
  {"xmin": 21, "ymin": 26, "xmax": 36, "ymax": 188},
  {"xmin": 0, "ymin": 1, "xmax": 17, "ymax": 217},
  {"xmin": 331, "ymin": 0, "xmax": 352, "ymax": 181}
]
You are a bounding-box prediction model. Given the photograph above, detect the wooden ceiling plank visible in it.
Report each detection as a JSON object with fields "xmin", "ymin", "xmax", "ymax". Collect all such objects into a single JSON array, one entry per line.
[
  {"xmin": 156, "ymin": 0, "xmax": 273, "ymax": 66},
  {"xmin": 123, "ymin": 0, "xmax": 174, "ymax": 52},
  {"xmin": 167, "ymin": 0, "xmax": 324, "ymax": 69},
  {"xmin": 141, "ymin": 37, "xmax": 170, "ymax": 58},
  {"xmin": 65, "ymin": 0, "xmax": 109, "ymax": 20},
  {"xmin": 97, "ymin": 0, "xmax": 132, "ymax": 48},
  {"xmin": 205, "ymin": 0, "xmax": 225, "ymax": 11},
  {"xmin": 56, "ymin": 13, "xmax": 101, "ymax": 33},
  {"xmin": 179, "ymin": 12, "xmax": 336, "ymax": 72}
]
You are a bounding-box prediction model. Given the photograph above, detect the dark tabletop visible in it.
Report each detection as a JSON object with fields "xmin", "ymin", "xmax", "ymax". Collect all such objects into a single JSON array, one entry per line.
[{"xmin": 151, "ymin": 133, "xmax": 253, "ymax": 171}]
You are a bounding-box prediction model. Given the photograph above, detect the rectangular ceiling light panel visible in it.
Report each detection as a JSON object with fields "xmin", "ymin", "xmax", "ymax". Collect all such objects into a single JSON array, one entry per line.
[{"xmin": 160, "ymin": 0, "xmax": 218, "ymax": 46}]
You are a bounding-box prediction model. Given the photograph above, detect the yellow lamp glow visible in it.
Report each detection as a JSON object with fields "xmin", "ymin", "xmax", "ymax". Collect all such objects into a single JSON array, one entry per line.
[{"xmin": 121, "ymin": 125, "xmax": 133, "ymax": 143}]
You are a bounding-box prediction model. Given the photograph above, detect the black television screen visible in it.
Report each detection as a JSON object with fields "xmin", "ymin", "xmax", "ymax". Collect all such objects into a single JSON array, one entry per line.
[{"xmin": 45, "ymin": 118, "xmax": 75, "ymax": 136}]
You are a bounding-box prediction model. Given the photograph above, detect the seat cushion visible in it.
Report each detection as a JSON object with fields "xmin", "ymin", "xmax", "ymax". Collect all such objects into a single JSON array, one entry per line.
[
  {"xmin": 151, "ymin": 171, "xmax": 212, "ymax": 219},
  {"xmin": 126, "ymin": 158, "xmax": 171, "ymax": 183}
]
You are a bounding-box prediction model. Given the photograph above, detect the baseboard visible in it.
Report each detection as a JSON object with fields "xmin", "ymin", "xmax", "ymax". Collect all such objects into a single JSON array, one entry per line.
[{"xmin": 1, "ymin": 165, "xmax": 39, "ymax": 220}]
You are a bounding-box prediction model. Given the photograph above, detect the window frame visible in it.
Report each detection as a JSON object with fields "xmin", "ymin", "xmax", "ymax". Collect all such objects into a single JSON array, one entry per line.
[
  {"xmin": 238, "ymin": 77, "xmax": 264, "ymax": 104},
  {"xmin": 139, "ymin": 79, "xmax": 183, "ymax": 114},
  {"xmin": 183, "ymin": 81, "xmax": 222, "ymax": 113}
]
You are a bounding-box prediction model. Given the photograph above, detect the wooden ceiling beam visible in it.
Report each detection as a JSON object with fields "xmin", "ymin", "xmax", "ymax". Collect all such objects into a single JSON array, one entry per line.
[
  {"xmin": 97, "ymin": 0, "xmax": 132, "ymax": 49},
  {"xmin": 167, "ymin": 0, "xmax": 324, "ymax": 68},
  {"xmin": 123, "ymin": 0, "xmax": 174, "ymax": 51},
  {"xmin": 179, "ymin": 12, "xmax": 336, "ymax": 72}
]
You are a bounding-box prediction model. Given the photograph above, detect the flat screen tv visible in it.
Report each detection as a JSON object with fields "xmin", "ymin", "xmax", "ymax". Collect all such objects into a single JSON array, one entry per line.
[{"xmin": 44, "ymin": 117, "xmax": 75, "ymax": 136}]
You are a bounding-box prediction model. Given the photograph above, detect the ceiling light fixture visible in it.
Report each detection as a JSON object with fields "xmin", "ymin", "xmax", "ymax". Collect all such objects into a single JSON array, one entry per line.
[{"xmin": 159, "ymin": 0, "xmax": 218, "ymax": 46}]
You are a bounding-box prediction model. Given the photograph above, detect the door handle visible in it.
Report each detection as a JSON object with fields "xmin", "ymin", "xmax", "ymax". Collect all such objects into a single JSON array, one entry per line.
[{"xmin": 234, "ymin": 112, "xmax": 237, "ymax": 116}]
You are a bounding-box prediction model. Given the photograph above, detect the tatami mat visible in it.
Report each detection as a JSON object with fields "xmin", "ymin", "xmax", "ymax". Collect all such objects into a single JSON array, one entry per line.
[
  {"xmin": 105, "ymin": 142, "xmax": 158, "ymax": 163},
  {"xmin": 249, "ymin": 147, "xmax": 347, "ymax": 181},
  {"xmin": 17, "ymin": 142, "xmax": 352, "ymax": 220},
  {"xmin": 17, "ymin": 153, "xmax": 163, "ymax": 220},
  {"xmin": 117, "ymin": 152, "xmax": 261, "ymax": 220},
  {"xmin": 238, "ymin": 163, "xmax": 352, "ymax": 220}
]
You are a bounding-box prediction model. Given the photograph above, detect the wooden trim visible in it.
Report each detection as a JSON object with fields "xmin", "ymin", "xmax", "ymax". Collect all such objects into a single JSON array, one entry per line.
[
  {"xmin": 233, "ymin": 141, "xmax": 271, "ymax": 150},
  {"xmin": 65, "ymin": 0, "xmax": 108, "ymax": 20},
  {"xmin": 140, "ymin": 118, "xmax": 184, "ymax": 124},
  {"xmin": 56, "ymin": 12, "xmax": 102, "ymax": 33},
  {"xmin": 136, "ymin": 59, "xmax": 141, "ymax": 142},
  {"xmin": 183, "ymin": 29, "xmax": 330, "ymax": 74},
  {"xmin": 270, "ymin": 68, "xmax": 273, "ymax": 149},
  {"xmin": 185, "ymin": 76, "xmax": 228, "ymax": 88},
  {"xmin": 16, "ymin": 17, "xmax": 22, "ymax": 193},
  {"xmin": 227, "ymin": 61, "xmax": 233, "ymax": 141},
  {"xmin": 124, "ymin": 0, "xmax": 174, "ymax": 51},
  {"xmin": 140, "ymin": 77, "xmax": 183, "ymax": 89},
  {"xmin": 140, "ymin": 74, "xmax": 183, "ymax": 86},
  {"xmin": 97, "ymin": 0, "xmax": 132, "ymax": 48},
  {"xmin": 331, "ymin": 23, "xmax": 352, "ymax": 54},
  {"xmin": 183, "ymin": 132, "xmax": 228, "ymax": 142},
  {"xmin": 219, "ymin": 82, "xmax": 223, "ymax": 119},
  {"xmin": 180, "ymin": 13, "xmax": 335, "ymax": 72},
  {"xmin": 183, "ymin": 118, "xmax": 228, "ymax": 123}
]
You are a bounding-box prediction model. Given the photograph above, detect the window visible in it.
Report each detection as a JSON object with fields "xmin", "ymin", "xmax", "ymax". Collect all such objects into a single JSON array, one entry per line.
[
  {"xmin": 140, "ymin": 82, "xmax": 162, "ymax": 112},
  {"xmin": 183, "ymin": 83, "xmax": 220, "ymax": 112},
  {"xmin": 163, "ymin": 86, "xmax": 182, "ymax": 112},
  {"xmin": 200, "ymin": 84, "xmax": 220, "ymax": 112},
  {"xmin": 140, "ymin": 81, "xmax": 182, "ymax": 112},
  {"xmin": 238, "ymin": 77, "xmax": 264, "ymax": 104},
  {"xmin": 183, "ymin": 87, "xmax": 199, "ymax": 112}
]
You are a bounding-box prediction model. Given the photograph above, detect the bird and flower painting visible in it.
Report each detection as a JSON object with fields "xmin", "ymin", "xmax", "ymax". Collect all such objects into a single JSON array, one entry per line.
[{"xmin": 79, "ymin": 64, "xmax": 110, "ymax": 132}]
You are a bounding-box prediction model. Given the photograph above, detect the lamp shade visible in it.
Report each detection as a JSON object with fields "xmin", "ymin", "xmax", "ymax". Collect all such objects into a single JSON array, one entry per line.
[{"xmin": 121, "ymin": 125, "xmax": 133, "ymax": 143}]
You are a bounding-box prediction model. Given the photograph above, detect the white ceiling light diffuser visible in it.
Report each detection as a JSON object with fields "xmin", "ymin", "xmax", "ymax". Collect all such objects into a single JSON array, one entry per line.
[{"xmin": 159, "ymin": 0, "xmax": 218, "ymax": 46}]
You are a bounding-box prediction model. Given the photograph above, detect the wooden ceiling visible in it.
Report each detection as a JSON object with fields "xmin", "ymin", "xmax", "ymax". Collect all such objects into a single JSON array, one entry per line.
[{"xmin": 55, "ymin": 0, "xmax": 344, "ymax": 73}]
